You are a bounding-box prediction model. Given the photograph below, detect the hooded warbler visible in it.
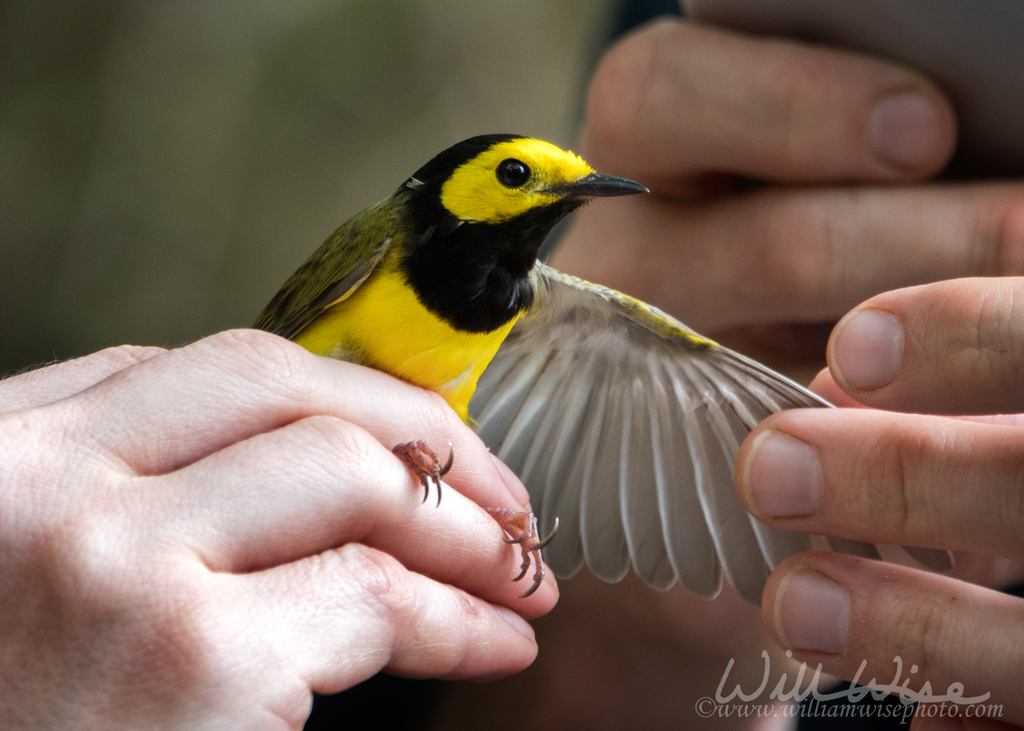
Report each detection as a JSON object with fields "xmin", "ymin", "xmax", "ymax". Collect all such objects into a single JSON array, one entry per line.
[{"xmin": 255, "ymin": 134, "xmax": 950, "ymax": 603}]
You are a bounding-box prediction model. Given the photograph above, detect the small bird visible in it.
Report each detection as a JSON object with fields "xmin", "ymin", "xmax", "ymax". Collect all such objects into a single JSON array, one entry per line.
[{"xmin": 255, "ymin": 135, "xmax": 950, "ymax": 602}]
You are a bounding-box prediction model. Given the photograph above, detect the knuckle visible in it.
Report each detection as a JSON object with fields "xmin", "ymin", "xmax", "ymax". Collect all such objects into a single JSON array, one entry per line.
[
  {"xmin": 967, "ymin": 281, "xmax": 1024, "ymax": 391},
  {"xmin": 50, "ymin": 516, "xmax": 138, "ymax": 608},
  {"xmin": 276, "ymin": 415, "xmax": 401, "ymax": 521},
  {"xmin": 587, "ymin": 19, "xmax": 677, "ymax": 151},
  {"xmin": 873, "ymin": 432, "xmax": 915, "ymax": 533},
  {"xmin": 291, "ymin": 414, "xmax": 379, "ymax": 469},
  {"xmin": 872, "ymin": 421, "xmax": 929, "ymax": 536},
  {"xmin": 275, "ymin": 415, "xmax": 392, "ymax": 506},
  {"xmin": 342, "ymin": 544, "xmax": 487, "ymax": 678},
  {"xmin": 201, "ymin": 328, "xmax": 308, "ymax": 375},
  {"xmin": 862, "ymin": 422, "xmax": 967, "ymax": 542},
  {"xmin": 845, "ymin": 423, "xmax": 919, "ymax": 537},
  {"xmin": 766, "ymin": 49, "xmax": 838, "ymax": 161},
  {"xmin": 414, "ymin": 387, "xmax": 462, "ymax": 435},
  {"xmin": 432, "ymin": 591, "xmax": 489, "ymax": 679},
  {"xmin": 344, "ymin": 544, "xmax": 418, "ymax": 627},
  {"xmin": 451, "ymin": 585, "xmax": 487, "ymax": 626},
  {"xmin": 734, "ymin": 36, "xmax": 866, "ymax": 172},
  {"xmin": 748, "ymin": 195, "xmax": 837, "ymax": 307},
  {"xmin": 189, "ymin": 329, "xmax": 320, "ymax": 401},
  {"xmin": 222, "ymin": 327, "xmax": 298, "ymax": 361},
  {"xmin": 406, "ymin": 390, "xmax": 470, "ymax": 462},
  {"xmin": 883, "ymin": 593, "xmax": 949, "ymax": 679},
  {"xmin": 90, "ymin": 344, "xmax": 168, "ymax": 370}
]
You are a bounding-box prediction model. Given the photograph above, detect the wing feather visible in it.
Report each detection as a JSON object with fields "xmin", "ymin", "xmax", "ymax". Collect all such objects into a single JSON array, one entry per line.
[
  {"xmin": 580, "ymin": 364, "xmax": 631, "ymax": 583},
  {"xmin": 621, "ymin": 366, "xmax": 676, "ymax": 590},
  {"xmin": 474, "ymin": 349, "xmax": 548, "ymax": 449},
  {"xmin": 518, "ymin": 350, "xmax": 580, "ymax": 486},
  {"xmin": 530, "ymin": 352, "xmax": 596, "ymax": 577},
  {"xmin": 493, "ymin": 352, "xmax": 570, "ymax": 475},
  {"xmin": 680, "ymin": 358, "xmax": 772, "ymax": 602},
  {"xmin": 253, "ymin": 204, "xmax": 393, "ymax": 339},
  {"xmin": 652, "ymin": 356, "xmax": 721, "ymax": 597},
  {"xmin": 689, "ymin": 356, "xmax": 817, "ymax": 575},
  {"xmin": 550, "ymin": 365, "xmax": 610, "ymax": 577},
  {"xmin": 469, "ymin": 264, "xmax": 951, "ymax": 602}
]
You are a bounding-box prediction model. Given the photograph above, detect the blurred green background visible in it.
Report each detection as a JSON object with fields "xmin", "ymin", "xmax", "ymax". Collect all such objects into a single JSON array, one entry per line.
[{"xmin": 0, "ymin": 0, "xmax": 615, "ymax": 374}]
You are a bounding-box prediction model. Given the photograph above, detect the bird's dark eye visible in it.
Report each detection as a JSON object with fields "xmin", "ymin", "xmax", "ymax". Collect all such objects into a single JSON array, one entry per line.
[{"xmin": 496, "ymin": 158, "xmax": 530, "ymax": 188}]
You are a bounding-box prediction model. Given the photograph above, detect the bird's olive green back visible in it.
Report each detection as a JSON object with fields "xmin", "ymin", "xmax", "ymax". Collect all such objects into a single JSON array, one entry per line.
[{"xmin": 253, "ymin": 199, "xmax": 400, "ymax": 341}]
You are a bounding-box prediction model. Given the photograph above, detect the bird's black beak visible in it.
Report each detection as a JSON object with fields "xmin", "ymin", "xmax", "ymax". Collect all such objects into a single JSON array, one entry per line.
[{"xmin": 551, "ymin": 172, "xmax": 649, "ymax": 198}]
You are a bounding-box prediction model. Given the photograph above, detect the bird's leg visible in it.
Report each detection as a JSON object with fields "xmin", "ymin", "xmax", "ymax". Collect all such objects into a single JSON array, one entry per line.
[
  {"xmin": 392, "ymin": 440, "xmax": 453, "ymax": 507},
  {"xmin": 392, "ymin": 441, "xmax": 557, "ymax": 597},
  {"xmin": 486, "ymin": 508, "xmax": 559, "ymax": 598}
]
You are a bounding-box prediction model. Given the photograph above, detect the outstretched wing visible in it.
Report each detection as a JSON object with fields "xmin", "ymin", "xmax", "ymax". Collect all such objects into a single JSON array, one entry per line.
[
  {"xmin": 254, "ymin": 203, "xmax": 393, "ymax": 340},
  {"xmin": 469, "ymin": 264, "xmax": 951, "ymax": 604}
]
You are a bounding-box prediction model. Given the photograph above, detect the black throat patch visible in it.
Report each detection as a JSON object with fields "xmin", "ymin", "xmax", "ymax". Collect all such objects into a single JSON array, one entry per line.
[{"xmin": 400, "ymin": 197, "xmax": 583, "ymax": 333}]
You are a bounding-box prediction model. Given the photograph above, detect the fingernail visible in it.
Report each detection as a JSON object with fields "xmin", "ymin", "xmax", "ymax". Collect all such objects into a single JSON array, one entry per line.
[
  {"xmin": 491, "ymin": 454, "xmax": 531, "ymax": 507},
  {"xmin": 744, "ymin": 431, "xmax": 821, "ymax": 518},
  {"xmin": 869, "ymin": 92, "xmax": 945, "ymax": 170},
  {"xmin": 493, "ymin": 606, "xmax": 535, "ymax": 639},
  {"xmin": 775, "ymin": 569, "xmax": 850, "ymax": 654},
  {"xmin": 832, "ymin": 309, "xmax": 904, "ymax": 391}
]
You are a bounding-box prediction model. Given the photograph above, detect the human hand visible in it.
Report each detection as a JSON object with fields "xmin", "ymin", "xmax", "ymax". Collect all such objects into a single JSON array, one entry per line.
[
  {"xmin": 537, "ymin": 17, "xmax": 1024, "ymax": 726},
  {"xmin": 0, "ymin": 330, "xmax": 555, "ymax": 729},
  {"xmin": 736, "ymin": 278, "xmax": 1024, "ymax": 726},
  {"xmin": 554, "ymin": 19, "xmax": 1024, "ymax": 372}
]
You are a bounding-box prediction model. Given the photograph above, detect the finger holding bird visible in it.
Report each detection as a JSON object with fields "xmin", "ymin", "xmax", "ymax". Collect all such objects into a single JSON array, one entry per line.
[{"xmin": 256, "ymin": 134, "xmax": 950, "ymax": 603}]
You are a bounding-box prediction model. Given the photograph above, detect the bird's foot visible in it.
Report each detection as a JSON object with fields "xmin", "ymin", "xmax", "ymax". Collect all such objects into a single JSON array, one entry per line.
[
  {"xmin": 392, "ymin": 441, "xmax": 557, "ymax": 598},
  {"xmin": 486, "ymin": 508, "xmax": 559, "ymax": 598},
  {"xmin": 392, "ymin": 440, "xmax": 453, "ymax": 507}
]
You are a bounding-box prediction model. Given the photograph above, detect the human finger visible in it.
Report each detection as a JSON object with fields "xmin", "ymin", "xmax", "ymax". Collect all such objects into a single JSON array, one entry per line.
[
  {"xmin": 156, "ymin": 415, "xmax": 556, "ymax": 614},
  {"xmin": 237, "ymin": 542, "xmax": 539, "ymax": 693},
  {"xmin": 808, "ymin": 365, "xmax": 1024, "ymax": 593},
  {"xmin": 763, "ymin": 553, "xmax": 1023, "ymax": 725},
  {"xmin": 557, "ymin": 183, "xmax": 1024, "ymax": 334},
  {"xmin": 806, "ymin": 367, "xmax": 1024, "ymax": 595},
  {"xmin": 736, "ymin": 407, "xmax": 1024, "ymax": 561},
  {"xmin": 827, "ymin": 277, "xmax": 1024, "ymax": 415},
  {"xmin": 811, "ymin": 369, "xmax": 1024, "ymax": 421},
  {"xmin": 0, "ymin": 345, "xmax": 166, "ymax": 414},
  {"xmin": 58, "ymin": 330, "xmax": 528, "ymax": 510},
  {"xmin": 582, "ymin": 20, "xmax": 956, "ymax": 187}
]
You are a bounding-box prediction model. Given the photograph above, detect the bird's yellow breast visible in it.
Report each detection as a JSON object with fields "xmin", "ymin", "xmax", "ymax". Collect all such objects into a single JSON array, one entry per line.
[{"xmin": 293, "ymin": 259, "xmax": 520, "ymax": 422}]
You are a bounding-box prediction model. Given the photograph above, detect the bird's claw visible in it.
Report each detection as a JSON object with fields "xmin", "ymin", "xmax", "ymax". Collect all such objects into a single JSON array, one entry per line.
[
  {"xmin": 487, "ymin": 509, "xmax": 559, "ymax": 598},
  {"xmin": 392, "ymin": 440, "xmax": 453, "ymax": 507},
  {"xmin": 392, "ymin": 442, "xmax": 556, "ymax": 598}
]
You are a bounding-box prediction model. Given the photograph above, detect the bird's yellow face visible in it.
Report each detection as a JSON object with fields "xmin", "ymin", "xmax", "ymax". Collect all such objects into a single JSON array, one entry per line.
[{"xmin": 439, "ymin": 138, "xmax": 595, "ymax": 223}]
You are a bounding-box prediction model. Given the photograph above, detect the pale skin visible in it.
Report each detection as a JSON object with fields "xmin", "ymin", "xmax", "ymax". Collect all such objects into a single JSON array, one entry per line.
[
  {"xmin": 743, "ymin": 278, "xmax": 1024, "ymax": 729},
  {"xmin": 0, "ymin": 329, "xmax": 557, "ymax": 729},
  {"xmin": 434, "ymin": 18, "xmax": 1024, "ymax": 731}
]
